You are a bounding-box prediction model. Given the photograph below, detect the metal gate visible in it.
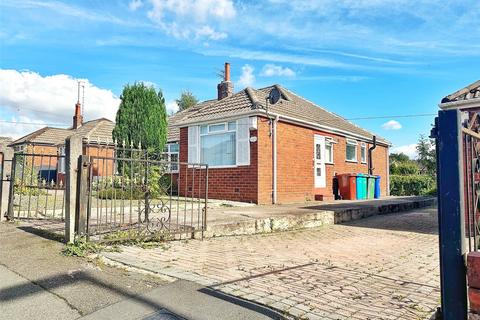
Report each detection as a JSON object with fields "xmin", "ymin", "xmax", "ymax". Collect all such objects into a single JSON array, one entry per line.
[
  {"xmin": 80, "ymin": 144, "xmax": 208, "ymax": 242},
  {"xmin": 6, "ymin": 152, "xmax": 66, "ymax": 221},
  {"xmin": 433, "ymin": 108, "xmax": 478, "ymax": 319}
]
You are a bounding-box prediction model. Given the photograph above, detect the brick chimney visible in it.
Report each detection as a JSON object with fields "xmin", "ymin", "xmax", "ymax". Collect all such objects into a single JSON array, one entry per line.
[
  {"xmin": 72, "ymin": 101, "xmax": 83, "ymax": 129},
  {"xmin": 217, "ymin": 62, "xmax": 233, "ymax": 100}
]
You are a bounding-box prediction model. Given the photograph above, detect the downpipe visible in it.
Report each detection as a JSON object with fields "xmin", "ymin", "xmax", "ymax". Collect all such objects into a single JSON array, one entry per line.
[{"xmin": 368, "ymin": 136, "xmax": 377, "ymax": 175}]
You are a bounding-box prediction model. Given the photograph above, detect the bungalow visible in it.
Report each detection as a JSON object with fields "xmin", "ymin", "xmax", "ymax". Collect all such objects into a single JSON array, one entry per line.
[
  {"xmin": 169, "ymin": 63, "xmax": 390, "ymax": 204},
  {"xmin": 8, "ymin": 100, "xmax": 115, "ymax": 181}
]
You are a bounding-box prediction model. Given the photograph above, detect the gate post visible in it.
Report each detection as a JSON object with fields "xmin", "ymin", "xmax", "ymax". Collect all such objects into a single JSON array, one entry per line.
[
  {"xmin": 76, "ymin": 155, "xmax": 89, "ymax": 236},
  {"xmin": 0, "ymin": 145, "xmax": 13, "ymax": 221},
  {"xmin": 435, "ymin": 108, "xmax": 468, "ymax": 319},
  {"xmin": 65, "ymin": 135, "xmax": 83, "ymax": 243}
]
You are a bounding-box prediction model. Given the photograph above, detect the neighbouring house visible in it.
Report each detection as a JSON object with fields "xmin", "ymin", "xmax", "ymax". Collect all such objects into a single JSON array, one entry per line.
[
  {"xmin": 169, "ymin": 63, "xmax": 391, "ymax": 204},
  {"xmin": 8, "ymin": 101, "xmax": 115, "ymax": 182}
]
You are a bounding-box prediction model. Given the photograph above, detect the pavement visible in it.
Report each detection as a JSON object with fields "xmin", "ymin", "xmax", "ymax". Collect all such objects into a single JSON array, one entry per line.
[
  {"xmin": 0, "ymin": 222, "xmax": 281, "ymax": 320},
  {"xmin": 101, "ymin": 206, "xmax": 441, "ymax": 320}
]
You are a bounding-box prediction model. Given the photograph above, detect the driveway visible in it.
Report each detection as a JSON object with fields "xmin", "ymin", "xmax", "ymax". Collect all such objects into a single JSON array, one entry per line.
[{"xmin": 102, "ymin": 206, "xmax": 440, "ymax": 320}]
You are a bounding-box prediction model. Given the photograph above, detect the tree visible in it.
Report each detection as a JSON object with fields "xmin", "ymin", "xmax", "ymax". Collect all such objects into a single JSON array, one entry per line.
[
  {"xmin": 112, "ymin": 82, "xmax": 168, "ymax": 153},
  {"xmin": 176, "ymin": 90, "xmax": 198, "ymax": 112},
  {"xmin": 416, "ymin": 134, "xmax": 436, "ymax": 176},
  {"xmin": 389, "ymin": 152, "xmax": 410, "ymax": 164}
]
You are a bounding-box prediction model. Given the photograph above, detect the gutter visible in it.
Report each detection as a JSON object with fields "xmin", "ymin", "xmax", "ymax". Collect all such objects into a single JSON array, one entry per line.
[
  {"xmin": 439, "ymin": 98, "xmax": 480, "ymax": 110},
  {"xmin": 174, "ymin": 109, "xmax": 391, "ymax": 147}
]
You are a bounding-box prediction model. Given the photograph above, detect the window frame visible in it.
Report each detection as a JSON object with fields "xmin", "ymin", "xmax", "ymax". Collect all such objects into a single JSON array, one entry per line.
[
  {"xmin": 325, "ymin": 138, "xmax": 334, "ymax": 164},
  {"xmin": 360, "ymin": 142, "xmax": 367, "ymax": 164},
  {"xmin": 199, "ymin": 120, "xmax": 238, "ymax": 168},
  {"xmin": 345, "ymin": 139, "xmax": 358, "ymax": 163},
  {"xmin": 165, "ymin": 142, "xmax": 180, "ymax": 173}
]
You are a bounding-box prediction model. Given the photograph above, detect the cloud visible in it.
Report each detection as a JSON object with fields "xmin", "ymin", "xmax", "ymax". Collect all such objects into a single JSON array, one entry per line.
[
  {"xmin": 0, "ymin": 115, "xmax": 47, "ymax": 139},
  {"xmin": 195, "ymin": 25, "xmax": 227, "ymax": 41},
  {"xmin": 237, "ymin": 64, "xmax": 255, "ymax": 88},
  {"xmin": 129, "ymin": 0, "xmax": 143, "ymax": 11},
  {"xmin": 381, "ymin": 120, "xmax": 402, "ymax": 130},
  {"xmin": 260, "ymin": 64, "xmax": 296, "ymax": 77},
  {"xmin": 0, "ymin": 69, "xmax": 120, "ymax": 128},
  {"xmin": 166, "ymin": 100, "xmax": 179, "ymax": 115},
  {"xmin": 390, "ymin": 144, "xmax": 418, "ymax": 159},
  {"xmin": 146, "ymin": 0, "xmax": 235, "ymax": 41}
]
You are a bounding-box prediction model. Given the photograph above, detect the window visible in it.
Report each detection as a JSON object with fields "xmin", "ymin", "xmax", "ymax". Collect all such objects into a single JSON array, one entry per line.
[
  {"xmin": 165, "ymin": 142, "xmax": 179, "ymax": 173},
  {"xmin": 200, "ymin": 121, "xmax": 237, "ymax": 166},
  {"xmin": 361, "ymin": 143, "xmax": 367, "ymax": 163},
  {"xmin": 58, "ymin": 146, "xmax": 66, "ymax": 173},
  {"xmin": 325, "ymin": 139, "xmax": 334, "ymax": 163},
  {"xmin": 346, "ymin": 139, "xmax": 357, "ymax": 162}
]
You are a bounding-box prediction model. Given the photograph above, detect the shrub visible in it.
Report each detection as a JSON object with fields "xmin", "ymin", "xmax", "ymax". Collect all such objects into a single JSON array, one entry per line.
[
  {"xmin": 390, "ymin": 162, "xmax": 419, "ymax": 175},
  {"xmin": 390, "ymin": 175, "xmax": 436, "ymax": 196},
  {"xmin": 97, "ymin": 187, "xmax": 145, "ymax": 200}
]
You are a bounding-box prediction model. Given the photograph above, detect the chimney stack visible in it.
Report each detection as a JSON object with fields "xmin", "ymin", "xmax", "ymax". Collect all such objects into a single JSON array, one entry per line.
[
  {"xmin": 73, "ymin": 102, "xmax": 83, "ymax": 129},
  {"xmin": 217, "ymin": 62, "xmax": 233, "ymax": 100}
]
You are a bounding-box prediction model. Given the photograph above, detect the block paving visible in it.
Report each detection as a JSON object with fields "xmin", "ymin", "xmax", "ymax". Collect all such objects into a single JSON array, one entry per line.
[{"xmin": 102, "ymin": 207, "xmax": 440, "ymax": 319}]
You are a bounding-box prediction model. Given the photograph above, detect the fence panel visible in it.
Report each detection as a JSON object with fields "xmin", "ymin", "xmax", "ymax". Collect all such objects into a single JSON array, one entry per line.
[
  {"xmin": 7, "ymin": 153, "xmax": 66, "ymax": 221},
  {"xmin": 82, "ymin": 143, "xmax": 208, "ymax": 243}
]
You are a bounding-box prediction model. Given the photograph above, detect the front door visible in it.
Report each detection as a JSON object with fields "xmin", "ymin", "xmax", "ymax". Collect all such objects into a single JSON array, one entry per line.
[{"xmin": 314, "ymin": 135, "xmax": 326, "ymax": 188}]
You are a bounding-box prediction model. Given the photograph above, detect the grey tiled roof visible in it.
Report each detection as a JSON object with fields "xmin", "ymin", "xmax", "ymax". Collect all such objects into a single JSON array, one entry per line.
[
  {"xmin": 167, "ymin": 100, "xmax": 215, "ymax": 142},
  {"xmin": 441, "ymin": 80, "xmax": 480, "ymax": 103},
  {"xmin": 10, "ymin": 118, "xmax": 114, "ymax": 146},
  {"xmin": 171, "ymin": 84, "xmax": 389, "ymax": 145}
]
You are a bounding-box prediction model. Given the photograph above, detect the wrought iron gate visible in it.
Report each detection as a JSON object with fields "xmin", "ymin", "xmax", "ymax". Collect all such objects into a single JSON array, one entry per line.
[
  {"xmin": 81, "ymin": 144, "xmax": 208, "ymax": 242},
  {"xmin": 6, "ymin": 152, "xmax": 66, "ymax": 220},
  {"xmin": 433, "ymin": 108, "xmax": 475, "ymax": 319}
]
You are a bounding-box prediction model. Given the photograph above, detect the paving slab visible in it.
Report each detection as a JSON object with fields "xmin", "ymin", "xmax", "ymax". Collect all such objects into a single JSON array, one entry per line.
[{"xmin": 101, "ymin": 206, "xmax": 440, "ymax": 320}]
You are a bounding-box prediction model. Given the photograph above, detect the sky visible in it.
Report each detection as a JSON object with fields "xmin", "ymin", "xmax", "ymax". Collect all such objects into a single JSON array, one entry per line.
[{"xmin": 0, "ymin": 0, "xmax": 479, "ymax": 158}]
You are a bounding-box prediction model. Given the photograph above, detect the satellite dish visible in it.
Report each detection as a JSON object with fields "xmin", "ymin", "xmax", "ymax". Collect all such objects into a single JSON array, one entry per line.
[{"xmin": 268, "ymin": 87, "xmax": 281, "ymax": 105}]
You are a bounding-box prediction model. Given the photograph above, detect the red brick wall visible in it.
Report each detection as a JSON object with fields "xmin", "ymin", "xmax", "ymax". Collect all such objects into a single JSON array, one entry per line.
[
  {"xmin": 178, "ymin": 117, "xmax": 389, "ymax": 204},
  {"xmin": 29, "ymin": 145, "xmax": 60, "ymax": 168},
  {"xmin": 178, "ymin": 126, "xmax": 258, "ymax": 203},
  {"xmin": 84, "ymin": 146, "xmax": 115, "ymax": 177},
  {"xmin": 272, "ymin": 120, "xmax": 389, "ymax": 203}
]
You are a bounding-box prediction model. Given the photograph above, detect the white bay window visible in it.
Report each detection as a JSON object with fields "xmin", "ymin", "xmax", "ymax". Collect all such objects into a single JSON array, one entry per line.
[{"xmin": 188, "ymin": 118, "xmax": 250, "ymax": 167}]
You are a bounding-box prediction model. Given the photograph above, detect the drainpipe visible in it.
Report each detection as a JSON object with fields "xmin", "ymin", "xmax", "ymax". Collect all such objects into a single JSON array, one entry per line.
[
  {"xmin": 272, "ymin": 115, "xmax": 279, "ymax": 204},
  {"xmin": 368, "ymin": 135, "xmax": 377, "ymax": 175}
]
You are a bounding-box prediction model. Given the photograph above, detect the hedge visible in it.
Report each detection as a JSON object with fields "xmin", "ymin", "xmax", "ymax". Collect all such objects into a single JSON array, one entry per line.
[{"xmin": 390, "ymin": 174, "xmax": 436, "ymax": 196}]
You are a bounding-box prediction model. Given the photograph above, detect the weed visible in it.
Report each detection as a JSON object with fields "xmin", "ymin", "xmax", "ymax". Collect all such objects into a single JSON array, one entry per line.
[{"xmin": 62, "ymin": 238, "xmax": 104, "ymax": 257}]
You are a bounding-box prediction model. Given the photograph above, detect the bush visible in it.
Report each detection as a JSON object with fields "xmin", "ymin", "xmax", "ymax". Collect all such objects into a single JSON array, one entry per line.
[
  {"xmin": 390, "ymin": 162, "xmax": 419, "ymax": 175},
  {"xmin": 390, "ymin": 175, "xmax": 436, "ymax": 196},
  {"xmin": 97, "ymin": 187, "xmax": 145, "ymax": 200}
]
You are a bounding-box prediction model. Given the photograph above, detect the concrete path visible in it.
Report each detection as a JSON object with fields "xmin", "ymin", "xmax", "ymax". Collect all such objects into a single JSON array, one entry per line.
[
  {"xmin": 0, "ymin": 264, "xmax": 79, "ymax": 320},
  {"xmin": 0, "ymin": 222, "xmax": 283, "ymax": 320},
  {"xmin": 0, "ymin": 222, "xmax": 168, "ymax": 318},
  {"xmin": 82, "ymin": 280, "xmax": 282, "ymax": 320},
  {"xmin": 101, "ymin": 206, "xmax": 440, "ymax": 320}
]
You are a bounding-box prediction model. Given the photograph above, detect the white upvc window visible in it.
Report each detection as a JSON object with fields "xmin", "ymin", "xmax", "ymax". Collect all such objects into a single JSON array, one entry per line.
[
  {"xmin": 361, "ymin": 142, "xmax": 367, "ymax": 164},
  {"xmin": 188, "ymin": 118, "xmax": 250, "ymax": 168},
  {"xmin": 325, "ymin": 138, "xmax": 334, "ymax": 164},
  {"xmin": 165, "ymin": 142, "xmax": 179, "ymax": 173},
  {"xmin": 58, "ymin": 146, "xmax": 66, "ymax": 173},
  {"xmin": 346, "ymin": 139, "xmax": 358, "ymax": 162}
]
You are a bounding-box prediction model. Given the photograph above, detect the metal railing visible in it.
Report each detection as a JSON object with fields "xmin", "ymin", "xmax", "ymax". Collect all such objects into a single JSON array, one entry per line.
[
  {"xmin": 462, "ymin": 129, "xmax": 480, "ymax": 253},
  {"xmin": 7, "ymin": 153, "xmax": 66, "ymax": 220},
  {"xmin": 81, "ymin": 142, "xmax": 208, "ymax": 242}
]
